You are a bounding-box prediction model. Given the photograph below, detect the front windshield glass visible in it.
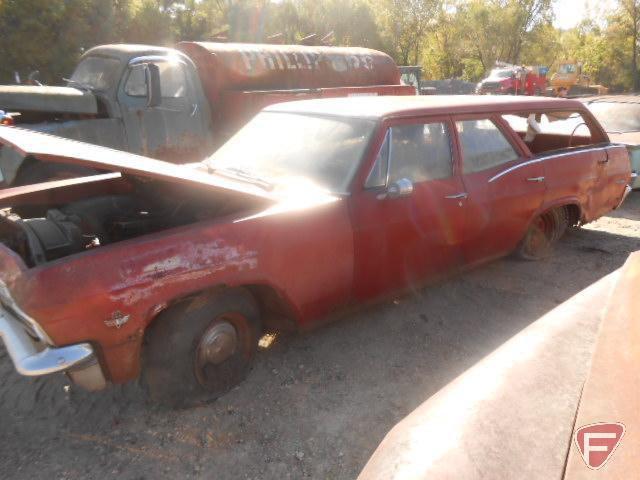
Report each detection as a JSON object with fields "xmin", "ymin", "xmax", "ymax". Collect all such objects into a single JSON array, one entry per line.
[
  {"xmin": 490, "ymin": 69, "xmax": 513, "ymax": 78},
  {"xmin": 558, "ymin": 64, "xmax": 577, "ymax": 74},
  {"xmin": 587, "ymin": 102, "xmax": 640, "ymax": 133},
  {"xmin": 70, "ymin": 56, "xmax": 121, "ymax": 90},
  {"xmin": 205, "ymin": 112, "xmax": 377, "ymax": 194}
]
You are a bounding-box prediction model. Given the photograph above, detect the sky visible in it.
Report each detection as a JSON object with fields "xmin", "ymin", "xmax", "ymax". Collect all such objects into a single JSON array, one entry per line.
[{"xmin": 553, "ymin": 0, "xmax": 618, "ymax": 29}]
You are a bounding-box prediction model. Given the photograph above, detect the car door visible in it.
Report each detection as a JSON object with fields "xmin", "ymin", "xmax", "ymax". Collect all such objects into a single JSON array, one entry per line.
[
  {"xmin": 349, "ymin": 117, "xmax": 468, "ymax": 301},
  {"xmin": 118, "ymin": 56, "xmax": 211, "ymax": 163},
  {"xmin": 455, "ymin": 116, "xmax": 546, "ymax": 264}
]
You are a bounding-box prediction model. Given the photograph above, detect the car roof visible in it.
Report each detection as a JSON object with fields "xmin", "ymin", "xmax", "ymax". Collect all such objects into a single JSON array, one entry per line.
[
  {"xmin": 266, "ymin": 95, "xmax": 586, "ymax": 120},
  {"xmin": 582, "ymin": 94, "xmax": 640, "ymax": 104},
  {"xmin": 81, "ymin": 44, "xmax": 177, "ymax": 63}
]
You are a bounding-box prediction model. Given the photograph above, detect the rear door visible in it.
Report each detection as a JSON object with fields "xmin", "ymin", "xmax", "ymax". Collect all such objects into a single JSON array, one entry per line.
[
  {"xmin": 454, "ymin": 116, "xmax": 545, "ymax": 263},
  {"xmin": 350, "ymin": 117, "xmax": 468, "ymax": 300}
]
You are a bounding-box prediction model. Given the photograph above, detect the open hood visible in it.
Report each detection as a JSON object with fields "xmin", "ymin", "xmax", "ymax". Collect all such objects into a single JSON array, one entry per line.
[
  {"xmin": 0, "ymin": 127, "xmax": 274, "ymax": 203},
  {"xmin": 0, "ymin": 85, "xmax": 98, "ymax": 115}
]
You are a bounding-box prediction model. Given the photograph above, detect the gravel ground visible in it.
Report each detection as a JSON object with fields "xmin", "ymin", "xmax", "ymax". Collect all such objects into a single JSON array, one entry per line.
[{"xmin": 1, "ymin": 193, "xmax": 639, "ymax": 480}]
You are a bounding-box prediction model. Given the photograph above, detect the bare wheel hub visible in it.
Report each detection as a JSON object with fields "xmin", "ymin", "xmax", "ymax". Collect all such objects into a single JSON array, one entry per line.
[{"xmin": 197, "ymin": 321, "xmax": 237, "ymax": 366}]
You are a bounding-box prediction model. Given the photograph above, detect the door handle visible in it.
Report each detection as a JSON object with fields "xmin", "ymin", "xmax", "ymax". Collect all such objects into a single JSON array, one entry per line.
[
  {"xmin": 445, "ymin": 192, "xmax": 468, "ymax": 199},
  {"xmin": 526, "ymin": 177, "xmax": 545, "ymax": 182},
  {"xmin": 597, "ymin": 156, "xmax": 609, "ymax": 164}
]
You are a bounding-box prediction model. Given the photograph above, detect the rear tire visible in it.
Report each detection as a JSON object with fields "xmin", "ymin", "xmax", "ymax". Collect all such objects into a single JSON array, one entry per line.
[
  {"xmin": 516, "ymin": 207, "xmax": 568, "ymax": 260},
  {"xmin": 142, "ymin": 288, "xmax": 261, "ymax": 409}
]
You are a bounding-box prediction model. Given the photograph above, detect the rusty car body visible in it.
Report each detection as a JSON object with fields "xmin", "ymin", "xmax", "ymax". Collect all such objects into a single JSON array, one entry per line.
[
  {"xmin": 0, "ymin": 95, "xmax": 632, "ymax": 406},
  {"xmin": 359, "ymin": 251, "xmax": 640, "ymax": 480},
  {"xmin": 583, "ymin": 95, "xmax": 640, "ymax": 189},
  {"xmin": 0, "ymin": 42, "xmax": 412, "ymax": 186}
]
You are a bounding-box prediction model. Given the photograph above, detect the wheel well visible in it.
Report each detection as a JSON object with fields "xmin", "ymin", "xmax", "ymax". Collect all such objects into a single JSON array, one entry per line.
[
  {"xmin": 564, "ymin": 204, "xmax": 582, "ymax": 226},
  {"xmin": 147, "ymin": 284, "xmax": 297, "ymax": 334}
]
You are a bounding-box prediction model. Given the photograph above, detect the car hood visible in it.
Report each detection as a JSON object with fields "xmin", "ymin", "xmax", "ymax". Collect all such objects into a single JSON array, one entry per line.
[
  {"xmin": 608, "ymin": 131, "xmax": 640, "ymax": 146},
  {"xmin": 0, "ymin": 85, "xmax": 98, "ymax": 115},
  {"xmin": 0, "ymin": 126, "xmax": 276, "ymax": 203}
]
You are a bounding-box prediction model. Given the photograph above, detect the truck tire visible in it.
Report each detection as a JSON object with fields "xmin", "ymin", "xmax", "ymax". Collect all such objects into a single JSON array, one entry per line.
[
  {"xmin": 516, "ymin": 208, "xmax": 567, "ymax": 261},
  {"xmin": 142, "ymin": 288, "xmax": 261, "ymax": 408}
]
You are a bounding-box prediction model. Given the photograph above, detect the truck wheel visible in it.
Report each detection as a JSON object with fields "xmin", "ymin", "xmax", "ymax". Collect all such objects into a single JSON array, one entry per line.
[
  {"xmin": 516, "ymin": 208, "xmax": 567, "ymax": 260},
  {"xmin": 142, "ymin": 288, "xmax": 261, "ymax": 408}
]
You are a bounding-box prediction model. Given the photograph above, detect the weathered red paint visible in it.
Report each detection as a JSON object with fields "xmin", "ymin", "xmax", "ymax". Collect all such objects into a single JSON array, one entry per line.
[{"xmin": 0, "ymin": 96, "xmax": 632, "ymax": 385}]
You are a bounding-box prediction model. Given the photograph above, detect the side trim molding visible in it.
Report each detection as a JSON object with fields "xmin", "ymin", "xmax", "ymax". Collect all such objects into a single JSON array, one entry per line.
[{"xmin": 488, "ymin": 145, "xmax": 625, "ymax": 183}]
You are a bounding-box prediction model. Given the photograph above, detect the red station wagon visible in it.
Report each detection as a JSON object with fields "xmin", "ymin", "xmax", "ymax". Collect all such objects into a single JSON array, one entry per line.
[{"xmin": 0, "ymin": 96, "xmax": 632, "ymax": 407}]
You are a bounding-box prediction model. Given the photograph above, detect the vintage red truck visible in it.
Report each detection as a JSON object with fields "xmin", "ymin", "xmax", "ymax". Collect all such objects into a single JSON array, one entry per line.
[
  {"xmin": 476, "ymin": 64, "xmax": 548, "ymax": 96},
  {"xmin": 0, "ymin": 95, "xmax": 632, "ymax": 407},
  {"xmin": 0, "ymin": 42, "xmax": 412, "ymax": 186}
]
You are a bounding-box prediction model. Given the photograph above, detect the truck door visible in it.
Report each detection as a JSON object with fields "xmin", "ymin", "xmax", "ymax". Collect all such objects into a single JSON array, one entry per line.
[
  {"xmin": 117, "ymin": 55, "xmax": 213, "ymax": 163},
  {"xmin": 350, "ymin": 118, "xmax": 467, "ymax": 300}
]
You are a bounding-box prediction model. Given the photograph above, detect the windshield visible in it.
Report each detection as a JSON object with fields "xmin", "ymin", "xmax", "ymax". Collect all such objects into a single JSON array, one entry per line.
[
  {"xmin": 558, "ymin": 64, "xmax": 577, "ymax": 74},
  {"xmin": 587, "ymin": 102, "xmax": 640, "ymax": 133},
  {"xmin": 489, "ymin": 69, "xmax": 513, "ymax": 79},
  {"xmin": 205, "ymin": 112, "xmax": 377, "ymax": 194},
  {"xmin": 70, "ymin": 56, "xmax": 121, "ymax": 90}
]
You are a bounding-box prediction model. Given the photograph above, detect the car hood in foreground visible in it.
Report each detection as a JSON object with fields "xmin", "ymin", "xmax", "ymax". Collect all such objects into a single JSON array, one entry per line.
[
  {"xmin": 0, "ymin": 85, "xmax": 98, "ymax": 115},
  {"xmin": 360, "ymin": 251, "xmax": 640, "ymax": 479}
]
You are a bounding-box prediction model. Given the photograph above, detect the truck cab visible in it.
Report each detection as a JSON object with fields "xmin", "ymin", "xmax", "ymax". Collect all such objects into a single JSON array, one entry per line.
[{"xmin": 0, "ymin": 45, "xmax": 214, "ymax": 186}]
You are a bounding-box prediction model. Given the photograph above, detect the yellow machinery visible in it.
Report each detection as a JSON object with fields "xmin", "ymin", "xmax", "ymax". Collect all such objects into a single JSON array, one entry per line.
[{"xmin": 547, "ymin": 61, "xmax": 609, "ymax": 97}]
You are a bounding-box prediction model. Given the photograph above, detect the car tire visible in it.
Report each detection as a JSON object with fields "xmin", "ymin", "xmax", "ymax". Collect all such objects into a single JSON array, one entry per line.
[
  {"xmin": 516, "ymin": 208, "xmax": 567, "ymax": 260},
  {"xmin": 142, "ymin": 288, "xmax": 261, "ymax": 409}
]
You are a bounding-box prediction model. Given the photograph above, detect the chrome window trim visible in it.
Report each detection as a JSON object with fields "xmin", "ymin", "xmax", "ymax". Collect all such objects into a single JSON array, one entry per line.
[{"xmin": 488, "ymin": 145, "xmax": 624, "ymax": 183}]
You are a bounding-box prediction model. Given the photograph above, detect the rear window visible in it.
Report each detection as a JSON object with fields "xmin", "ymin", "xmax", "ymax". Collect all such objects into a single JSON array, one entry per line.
[{"xmin": 501, "ymin": 110, "xmax": 602, "ymax": 155}]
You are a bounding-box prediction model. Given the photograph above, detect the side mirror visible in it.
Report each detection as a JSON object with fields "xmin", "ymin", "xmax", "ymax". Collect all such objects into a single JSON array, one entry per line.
[
  {"xmin": 145, "ymin": 63, "xmax": 161, "ymax": 108},
  {"xmin": 384, "ymin": 178, "xmax": 413, "ymax": 200}
]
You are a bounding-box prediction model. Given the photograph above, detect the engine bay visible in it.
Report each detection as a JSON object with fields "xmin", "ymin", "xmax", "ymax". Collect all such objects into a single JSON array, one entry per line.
[{"xmin": 0, "ymin": 177, "xmax": 263, "ymax": 267}]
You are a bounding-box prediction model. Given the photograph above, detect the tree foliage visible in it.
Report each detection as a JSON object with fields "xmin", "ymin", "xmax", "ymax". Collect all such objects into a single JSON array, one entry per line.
[{"xmin": 0, "ymin": 0, "xmax": 639, "ymax": 91}]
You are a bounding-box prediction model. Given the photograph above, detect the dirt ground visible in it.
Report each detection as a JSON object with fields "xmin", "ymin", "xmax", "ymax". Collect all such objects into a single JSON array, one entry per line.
[{"xmin": 1, "ymin": 193, "xmax": 639, "ymax": 480}]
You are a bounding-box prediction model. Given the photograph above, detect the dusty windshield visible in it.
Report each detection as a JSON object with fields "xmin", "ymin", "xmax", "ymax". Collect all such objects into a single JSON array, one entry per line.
[
  {"xmin": 70, "ymin": 56, "xmax": 121, "ymax": 91},
  {"xmin": 205, "ymin": 112, "xmax": 377, "ymax": 194},
  {"xmin": 587, "ymin": 102, "xmax": 640, "ymax": 133},
  {"xmin": 490, "ymin": 69, "xmax": 513, "ymax": 78},
  {"xmin": 558, "ymin": 64, "xmax": 577, "ymax": 74}
]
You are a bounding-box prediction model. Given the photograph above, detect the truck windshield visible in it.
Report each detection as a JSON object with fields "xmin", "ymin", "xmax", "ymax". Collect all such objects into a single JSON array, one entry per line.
[
  {"xmin": 70, "ymin": 56, "xmax": 121, "ymax": 91},
  {"xmin": 490, "ymin": 69, "xmax": 513, "ymax": 78},
  {"xmin": 205, "ymin": 112, "xmax": 377, "ymax": 194},
  {"xmin": 587, "ymin": 102, "xmax": 640, "ymax": 133},
  {"xmin": 558, "ymin": 64, "xmax": 577, "ymax": 74}
]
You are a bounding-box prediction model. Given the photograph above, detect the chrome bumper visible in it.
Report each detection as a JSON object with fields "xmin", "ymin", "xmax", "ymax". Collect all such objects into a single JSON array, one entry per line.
[{"xmin": 0, "ymin": 305, "xmax": 106, "ymax": 390}]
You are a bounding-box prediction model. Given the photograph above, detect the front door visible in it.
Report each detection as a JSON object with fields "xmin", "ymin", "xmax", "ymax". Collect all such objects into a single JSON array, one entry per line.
[
  {"xmin": 118, "ymin": 57, "xmax": 211, "ymax": 163},
  {"xmin": 350, "ymin": 118, "xmax": 468, "ymax": 301}
]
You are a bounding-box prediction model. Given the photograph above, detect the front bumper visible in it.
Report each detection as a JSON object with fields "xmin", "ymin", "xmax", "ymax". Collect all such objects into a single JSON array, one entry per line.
[{"xmin": 0, "ymin": 304, "xmax": 106, "ymax": 390}]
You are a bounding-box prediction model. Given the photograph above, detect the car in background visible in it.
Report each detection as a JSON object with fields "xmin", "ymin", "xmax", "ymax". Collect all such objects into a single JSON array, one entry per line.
[
  {"xmin": 0, "ymin": 96, "xmax": 632, "ymax": 408},
  {"xmin": 583, "ymin": 95, "xmax": 640, "ymax": 189}
]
